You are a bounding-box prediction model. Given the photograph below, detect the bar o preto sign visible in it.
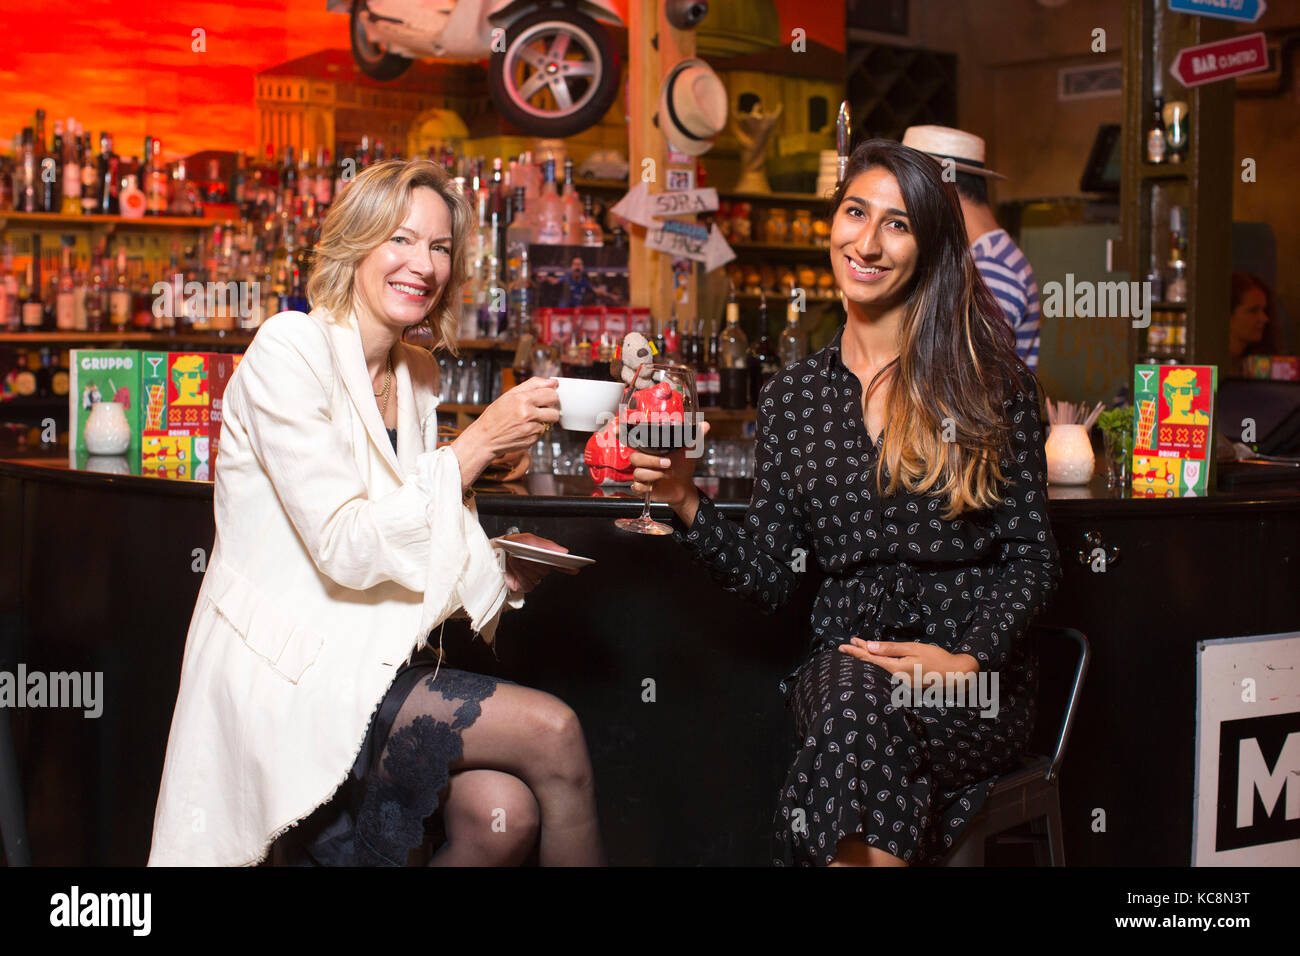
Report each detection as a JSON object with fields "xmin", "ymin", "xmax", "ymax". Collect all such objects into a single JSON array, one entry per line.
[{"xmin": 1170, "ymin": 32, "xmax": 1270, "ymax": 87}]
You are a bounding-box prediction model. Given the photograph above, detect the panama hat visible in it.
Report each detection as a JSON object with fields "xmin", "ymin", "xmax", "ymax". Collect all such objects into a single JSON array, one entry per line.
[
  {"xmin": 657, "ymin": 57, "xmax": 728, "ymax": 157},
  {"xmin": 901, "ymin": 125, "xmax": 1006, "ymax": 180}
]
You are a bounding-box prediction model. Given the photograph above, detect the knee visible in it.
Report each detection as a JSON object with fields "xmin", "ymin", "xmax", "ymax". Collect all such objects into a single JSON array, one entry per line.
[
  {"xmin": 455, "ymin": 775, "xmax": 540, "ymax": 865},
  {"xmin": 523, "ymin": 698, "xmax": 592, "ymax": 788}
]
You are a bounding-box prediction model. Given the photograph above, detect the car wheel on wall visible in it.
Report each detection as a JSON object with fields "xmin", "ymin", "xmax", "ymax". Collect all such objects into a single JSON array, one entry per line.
[
  {"xmin": 489, "ymin": 7, "xmax": 620, "ymax": 138},
  {"xmin": 350, "ymin": 0, "xmax": 413, "ymax": 81}
]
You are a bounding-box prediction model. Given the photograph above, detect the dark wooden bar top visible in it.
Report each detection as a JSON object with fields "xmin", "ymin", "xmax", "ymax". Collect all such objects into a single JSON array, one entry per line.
[{"xmin": 3, "ymin": 428, "xmax": 1299, "ymax": 865}]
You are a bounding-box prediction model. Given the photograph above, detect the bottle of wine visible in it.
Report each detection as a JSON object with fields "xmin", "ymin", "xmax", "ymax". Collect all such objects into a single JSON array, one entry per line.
[
  {"xmin": 56, "ymin": 240, "xmax": 76, "ymax": 330},
  {"xmin": 21, "ymin": 261, "xmax": 44, "ymax": 331},
  {"xmin": 80, "ymin": 131, "xmax": 99, "ymax": 214},
  {"xmin": 778, "ymin": 295, "xmax": 806, "ymax": 367},
  {"xmin": 719, "ymin": 287, "xmax": 749, "ymax": 410}
]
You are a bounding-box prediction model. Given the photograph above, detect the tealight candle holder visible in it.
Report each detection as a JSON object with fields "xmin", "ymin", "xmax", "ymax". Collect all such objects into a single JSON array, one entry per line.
[{"xmin": 1045, "ymin": 423, "xmax": 1095, "ymax": 485}]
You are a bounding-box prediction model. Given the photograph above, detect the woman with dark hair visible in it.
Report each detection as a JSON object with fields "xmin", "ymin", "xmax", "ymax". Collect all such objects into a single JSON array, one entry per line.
[
  {"xmin": 1229, "ymin": 271, "xmax": 1277, "ymax": 373},
  {"xmin": 631, "ymin": 139, "xmax": 1061, "ymax": 866}
]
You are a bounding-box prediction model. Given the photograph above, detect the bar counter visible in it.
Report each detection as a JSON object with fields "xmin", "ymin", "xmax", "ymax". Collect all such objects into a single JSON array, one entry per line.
[{"xmin": 3, "ymin": 442, "xmax": 1299, "ymax": 865}]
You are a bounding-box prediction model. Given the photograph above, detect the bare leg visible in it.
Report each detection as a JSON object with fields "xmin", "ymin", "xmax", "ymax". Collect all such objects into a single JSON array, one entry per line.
[
  {"xmin": 829, "ymin": 835, "xmax": 909, "ymax": 867},
  {"xmin": 429, "ymin": 769, "xmax": 539, "ymax": 867}
]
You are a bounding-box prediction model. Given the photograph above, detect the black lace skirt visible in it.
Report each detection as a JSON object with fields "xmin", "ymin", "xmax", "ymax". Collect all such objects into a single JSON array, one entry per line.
[{"xmin": 281, "ymin": 622, "xmax": 513, "ymax": 866}]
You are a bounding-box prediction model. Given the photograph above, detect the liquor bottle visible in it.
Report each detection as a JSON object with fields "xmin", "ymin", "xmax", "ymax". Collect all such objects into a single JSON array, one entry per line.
[
  {"xmin": 56, "ymin": 241, "xmax": 76, "ymax": 330},
  {"xmin": 97, "ymin": 133, "xmax": 118, "ymax": 215},
  {"xmin": 562, "ymin": 159, "xmax": 582, "ymax": 241},
  {"xmin": 10, "ymin": 349, "xmax": 37, "ymax": 398},
  {"xmin": 748, "ymin": 319, "xmax": 780, "ymax": 408},
  {"xmin": 314, "ymin": 147, "xmax": 333, "ymax": 207},
  {"xmin": 719, "ymin": 288, "xmax": 750, "ymax": 410},
  {"xmin": 21, "ymin": 262, "xmax": 44, "ymax": 331},
  {"xmin": 51, "ymin": 347, "xmax": 69, "ymax": 398},
  {"xmin": 298, "ymin": 148, "xmax": 314, "ymax": 202},
  {"xmin": 20, "ymin": 127, "xmax": 37, "ymax": 213},
  {"xmin": 663, "ymin": 313, "xmax": 680, "ymax": 362},
  {"xmin": 72, "ymin": 255, "xmax": 89, "ymax": 331},
  {"xmin": 1145, "ymin": 97, "xmax": 1166, "ymax": 165},
  {"xmin": 86, "ymin": 255, "xmax": 106, "ymax": 332},
  {"xmin": 579, "ymin": 194, "xmax": 604, "ymax": 247},
  {"xmin": 35, "ymin": 348, "xmax": 53, "ymax": 399},
  {"xmin": 1166, "ymin": 206, "xmax": 1188, "ymax": 304},
  {"xmin": 40, "ymin": 113, "xmax": 59, "ymax": 213},
  {"xmin": 778, "ymin": 295, "xmax": 806, "ymax": 366},
  {"xmin": 535, "ymin": 159, "xmax": 564, "ymax": 245},
  {"xmin": 62, "ymin": 121, "xmax": 82, "ymax": 215},
  {"xmin": 146, "ymin": 137, "xmax": 169, "ymax": 215},
  {"xmin": 280, "ymin": 146, "xmax": 297, "ymax": 203},
  {"xmin": 1, "ymin": 240, "xmax": 18, "ymax": 332},
  {"xmin": 506, "ymin": 186, "xmax": 535, "ymax": 284},
  {"xmin": 108, "ymin": 248, "xmax": 131, "ymax": 330},
  {"xmin": 118, "ymin": 173, "xmax": 145, "ymax": 219},
  {"xmin": 506, "ymin": 246, "xmax": 533, "ymax": 338},
  {"xmin": 704, "ymin": 329, "xmax": 721, "ymax": 407},
  {"xmin": 80, "ymin": 132, "xmax": 99, "ymax": 214}
]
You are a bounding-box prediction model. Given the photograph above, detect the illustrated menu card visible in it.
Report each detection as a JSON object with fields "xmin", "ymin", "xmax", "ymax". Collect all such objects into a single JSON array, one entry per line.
[{"xmin": 1132, "ymin": 363, "xmax": 1217, "ymax": 497}]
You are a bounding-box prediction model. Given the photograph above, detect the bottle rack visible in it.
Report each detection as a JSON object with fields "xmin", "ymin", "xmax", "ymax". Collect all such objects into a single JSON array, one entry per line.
[{"xmin": 1120, "ymin": 0, "xmax": 1233, "ymax": 372}]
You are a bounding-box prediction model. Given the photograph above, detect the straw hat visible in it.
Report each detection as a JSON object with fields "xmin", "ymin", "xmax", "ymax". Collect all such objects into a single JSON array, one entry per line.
[
  {"xmin": 657, "ymin": 58, "xmax": 728, "ymax": 157},
  {"xmin": 901, "ymin": 125, "xmax": 1006, "ymax": 180}
]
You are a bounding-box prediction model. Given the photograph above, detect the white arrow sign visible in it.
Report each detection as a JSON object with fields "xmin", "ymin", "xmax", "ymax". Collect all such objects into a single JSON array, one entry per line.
[
  {"xmin": 646, "ymin": 221, "xmax": 735, "ymax": 271},
  {"xmin": 613, "ymin": 182, "xmax": 733, "ymax": 271}
]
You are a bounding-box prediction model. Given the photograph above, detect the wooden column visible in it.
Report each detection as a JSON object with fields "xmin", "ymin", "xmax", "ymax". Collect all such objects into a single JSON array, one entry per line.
[{"xmin": 627, "ymin": 0, "xmax": 698, "ymax": 332}]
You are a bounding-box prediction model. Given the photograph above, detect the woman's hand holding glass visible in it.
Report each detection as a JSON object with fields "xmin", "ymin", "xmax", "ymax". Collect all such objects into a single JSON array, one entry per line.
[{"xmin": 625, "ymin": 420, "xmax": 712, "ymax": 527}]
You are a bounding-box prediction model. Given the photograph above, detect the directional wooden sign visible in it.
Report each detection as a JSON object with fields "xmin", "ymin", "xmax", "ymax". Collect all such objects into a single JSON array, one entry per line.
[
  {"xmin": 1168, "ymin": 0, "xmax": 1267, "ymax": 24},
  {"xmin": 1170, "ymin": 32, "xmax": 1269, "ymax": 87}
]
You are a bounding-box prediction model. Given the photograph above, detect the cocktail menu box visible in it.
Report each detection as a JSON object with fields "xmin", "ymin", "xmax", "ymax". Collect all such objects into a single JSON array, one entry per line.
[
  {"xmin": 1132, "ymin": 363, "xmax": 1217, "ymax": 497},
  {"xmin": 69, "ymin": 349, "xmax": 241, "ymax": 480}
]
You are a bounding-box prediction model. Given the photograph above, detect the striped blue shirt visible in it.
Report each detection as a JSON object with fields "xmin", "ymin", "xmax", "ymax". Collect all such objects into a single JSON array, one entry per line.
[{"xmin": 971, "ymin": 229, "xmax": 1040, "ymax": 372}]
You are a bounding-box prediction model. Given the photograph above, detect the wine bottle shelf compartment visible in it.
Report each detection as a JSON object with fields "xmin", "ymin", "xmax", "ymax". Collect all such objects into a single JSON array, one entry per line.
[{"xmin": 0, "ymin": 211, "xmax": 218, "ymax": 229}]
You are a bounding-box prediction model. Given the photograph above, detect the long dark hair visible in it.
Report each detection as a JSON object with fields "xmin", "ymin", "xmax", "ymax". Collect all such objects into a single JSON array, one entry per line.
[{"xmin": 827, "ymin": 139, "xmax": 1034, "ymax": 517}]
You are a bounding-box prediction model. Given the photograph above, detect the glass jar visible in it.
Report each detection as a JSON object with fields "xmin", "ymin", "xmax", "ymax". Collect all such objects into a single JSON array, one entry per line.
[
  {"xmin": 790, "ymin": 209, "xmax": 813, "ymax": 245},
  {"xmin": 763, "ymin": 208, "xmax": 788, "ymax": 244}
]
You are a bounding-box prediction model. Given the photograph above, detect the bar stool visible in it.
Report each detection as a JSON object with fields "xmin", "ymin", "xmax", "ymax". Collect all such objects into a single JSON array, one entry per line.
[{"xmin": 939, "ymin": 625, "xmax": 1090, "ymax": 867}]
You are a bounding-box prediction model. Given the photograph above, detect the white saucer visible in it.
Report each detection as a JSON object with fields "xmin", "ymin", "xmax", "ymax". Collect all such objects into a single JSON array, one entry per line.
[{"xmin": 495, "ymin": 538, "xmax": 595, "ymax": 570}]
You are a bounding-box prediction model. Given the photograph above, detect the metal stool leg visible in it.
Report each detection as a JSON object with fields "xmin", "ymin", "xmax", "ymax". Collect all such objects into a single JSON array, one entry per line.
[
  {"xmin": 1045, "ymin": 789, "xmax": 1066, "ymax": 867},
  {"xmin": 0, "ymin": 705, "xmax": 31, "ymax": 866}
]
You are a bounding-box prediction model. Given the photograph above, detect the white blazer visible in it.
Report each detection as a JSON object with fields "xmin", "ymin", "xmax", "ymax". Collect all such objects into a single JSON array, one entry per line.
[{"xmin": 148, "ymin": 307, "xmax": 522, "ymax": 866}]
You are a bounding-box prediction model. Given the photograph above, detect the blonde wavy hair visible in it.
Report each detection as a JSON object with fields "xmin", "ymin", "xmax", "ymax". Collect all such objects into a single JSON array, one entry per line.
[{"xmin": 306, "ymin": 159, "xmax": 473, "ymax": 355}]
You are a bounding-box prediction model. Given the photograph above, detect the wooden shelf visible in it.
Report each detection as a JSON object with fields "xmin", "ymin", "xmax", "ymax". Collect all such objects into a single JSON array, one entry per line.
[
  {"xmin": 0, "ymin": 211, "xmax": 219, "ymax": 229},
  {"xmin": 729, "ymin": 241, "xmax": 829, "ymax": 256},
  {"xmin": 1136, "ymin": 164, "xmax": 1190, "ymax": 182}
]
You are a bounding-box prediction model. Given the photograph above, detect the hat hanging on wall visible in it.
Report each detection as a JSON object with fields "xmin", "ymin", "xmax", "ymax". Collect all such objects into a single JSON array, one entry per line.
[
  {"xmin": 656, "ymin": 57, "xmax": 728, "ymax": 157},
  {"xmin": 901, "ymin": 125, "xmax": 1007, "ymax": 180}
]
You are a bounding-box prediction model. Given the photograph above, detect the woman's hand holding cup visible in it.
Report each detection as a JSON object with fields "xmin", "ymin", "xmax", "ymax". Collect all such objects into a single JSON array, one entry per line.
[{"xmin": 452, "ymin": 377, "xmax": 560, "ymax": 487}]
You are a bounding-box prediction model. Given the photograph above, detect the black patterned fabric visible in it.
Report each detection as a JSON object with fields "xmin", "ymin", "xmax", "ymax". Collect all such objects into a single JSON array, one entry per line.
[{"xmin": 670, "ymin": 325, "xmax": 1061, "ymax": 865}]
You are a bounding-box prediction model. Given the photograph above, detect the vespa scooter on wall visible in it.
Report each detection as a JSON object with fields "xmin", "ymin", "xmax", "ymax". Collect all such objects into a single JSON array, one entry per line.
[{"xmin": 330, "ymin": 0, "xmax": 625, "ymax": 137}]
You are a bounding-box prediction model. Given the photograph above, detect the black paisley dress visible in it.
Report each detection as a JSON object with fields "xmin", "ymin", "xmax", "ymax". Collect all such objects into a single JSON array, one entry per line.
[{"xmin": 669, "ymin": 325, "xmax": 1061, "ymax": 865}]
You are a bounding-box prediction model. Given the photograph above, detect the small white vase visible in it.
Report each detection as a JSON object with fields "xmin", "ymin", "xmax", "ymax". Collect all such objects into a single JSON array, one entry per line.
[
  {"xmin": 84, "ymin": 401, "xmax": 131, "ymax": 456},
  {"xmin": 1045, "ymin": 424, "xmax": 1094, "ymax": 485}
]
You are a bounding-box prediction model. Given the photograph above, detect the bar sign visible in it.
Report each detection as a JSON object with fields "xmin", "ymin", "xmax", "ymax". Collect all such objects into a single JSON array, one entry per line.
[{"xmin": 1170, "ymin": 32, "xmax": 1269, "ymax": 87}]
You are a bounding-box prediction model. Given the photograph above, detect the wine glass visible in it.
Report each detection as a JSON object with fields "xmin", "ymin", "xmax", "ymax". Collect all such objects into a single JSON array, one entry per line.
[{"xmin": 615, "ymin": 362, "xmax": 700, "ymax": 535}]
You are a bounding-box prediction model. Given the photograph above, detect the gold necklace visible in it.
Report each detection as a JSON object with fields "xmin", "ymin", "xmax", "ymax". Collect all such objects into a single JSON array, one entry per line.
[{"xmin": 373, "ymin": 355, "xmax": 393, "ymax": 416}]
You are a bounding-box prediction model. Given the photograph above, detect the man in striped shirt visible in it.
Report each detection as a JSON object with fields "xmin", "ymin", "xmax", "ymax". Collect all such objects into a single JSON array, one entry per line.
[{"xmin": 902, "ymin": 126, "xmax": 1042, "ymax": 372}]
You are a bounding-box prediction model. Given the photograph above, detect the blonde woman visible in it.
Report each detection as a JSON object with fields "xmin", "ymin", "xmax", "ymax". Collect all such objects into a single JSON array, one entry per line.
[{"xmin": 149, "ymin": 160, "xmax": 604, "ymax": 867}]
